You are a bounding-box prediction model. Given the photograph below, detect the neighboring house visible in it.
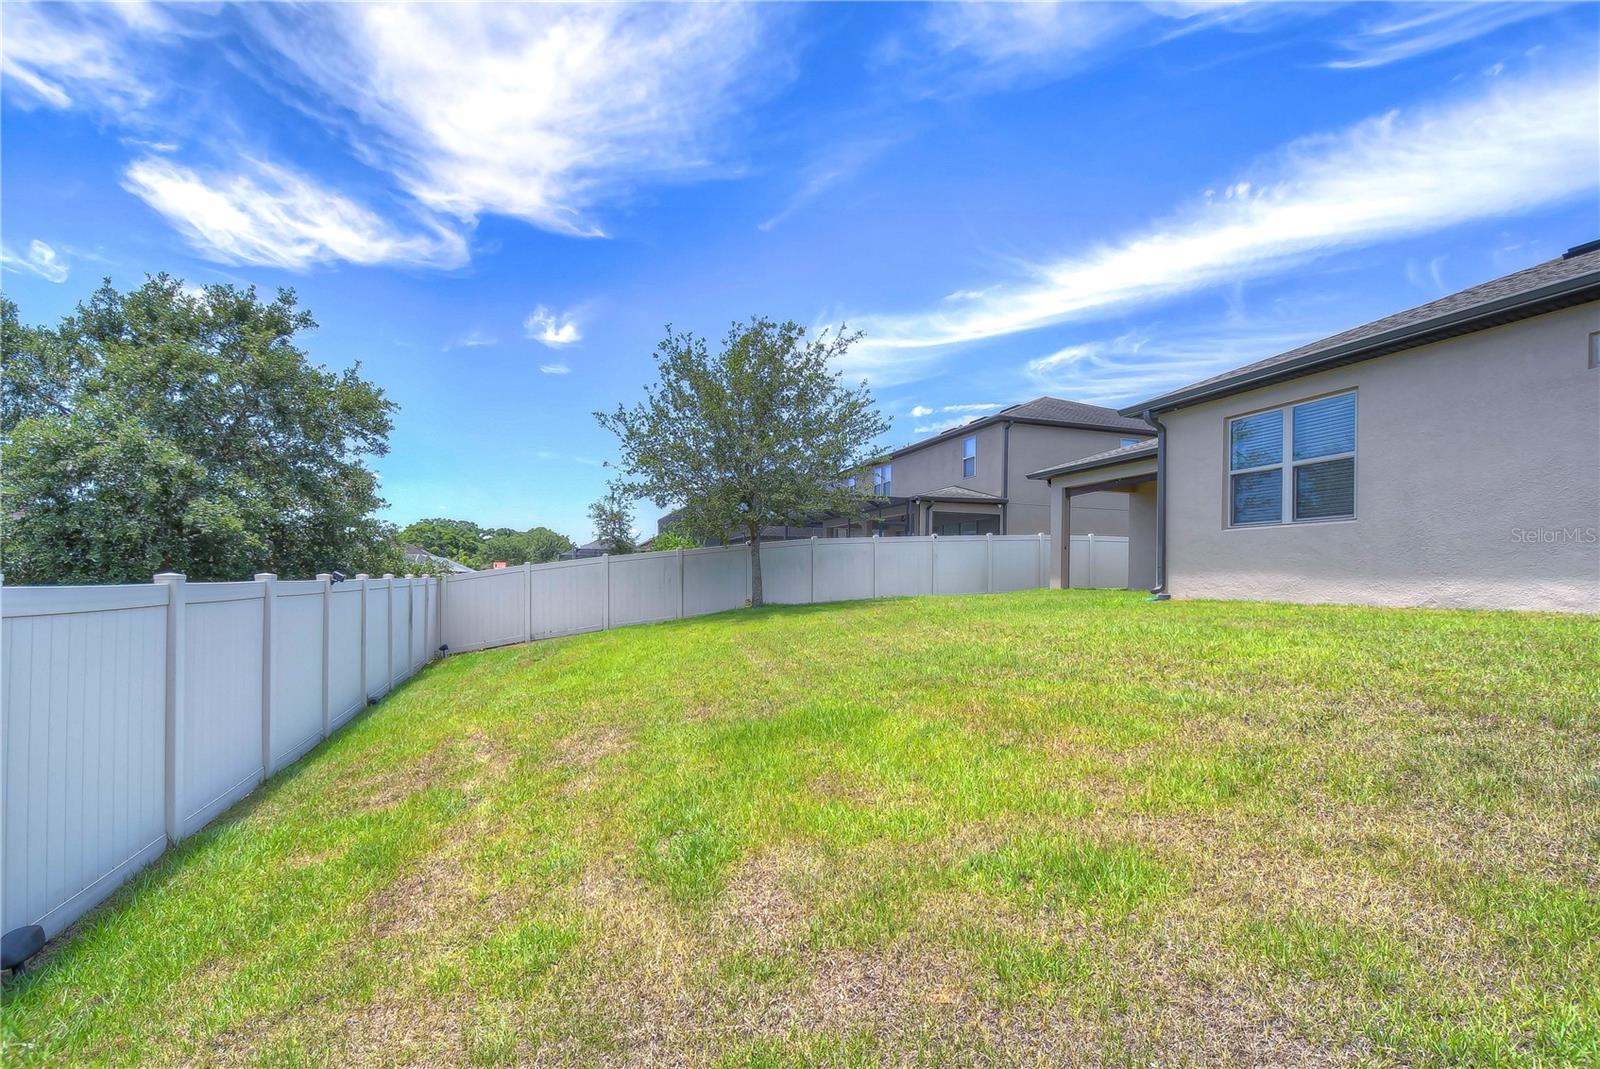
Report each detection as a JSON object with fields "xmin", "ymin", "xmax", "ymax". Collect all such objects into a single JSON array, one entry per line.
[
  {"xmin": 402, "ymin": 545, "xmax": 475, "ymax": 574},
  {"xmin": 559, "ymin": 539, "xmax": 609, "ymax": 560},
  {"xmin": 1030, "ymin": 242, "xmax": 1600, "ymax": 612},
  {"xmin": 820, "ymin": 396, "xmax": 1152, "ymax": 538}
]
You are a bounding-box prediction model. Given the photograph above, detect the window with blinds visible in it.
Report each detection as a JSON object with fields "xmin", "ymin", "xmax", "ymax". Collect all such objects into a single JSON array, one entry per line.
[{"xmin": 1227, "ymin": 391, "xmax": 1355, "ymax": 526}]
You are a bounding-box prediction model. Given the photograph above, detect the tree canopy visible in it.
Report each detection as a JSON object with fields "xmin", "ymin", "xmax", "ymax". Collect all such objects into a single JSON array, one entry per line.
[
  {"xmin": 596, "ymin": 317, "xmax": 888, "ymax": 605},
  {"xmin": 398, "ymin": 519, "xmax": 574, "ymax": 567},
  {"xmin": 587, "ymin": 486, "xmax": 636, "ymax": 555},
  {"xmin": 2, "ymin": 277, "xmax": 401, "ymax": 584}
]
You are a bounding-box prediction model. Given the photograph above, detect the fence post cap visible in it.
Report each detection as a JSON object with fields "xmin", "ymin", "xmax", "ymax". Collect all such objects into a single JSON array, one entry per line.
[
  {"xmin": 316, "ymin": 573, "xmax": 332, "ymax": 582},
  {"xmin": 153, "ymin": 571, "xmax": 186, "ymax": 583},
  {"xmin": 355, "ymin": 573, "xmax": 370, "ymax": 580},
  {"xmin": 254, "ymin": 572, "xmax": 277, "ymax": 581},
  {"xmin": 382, "ymin": 573, "xmax": 395, "ymax": 579}
]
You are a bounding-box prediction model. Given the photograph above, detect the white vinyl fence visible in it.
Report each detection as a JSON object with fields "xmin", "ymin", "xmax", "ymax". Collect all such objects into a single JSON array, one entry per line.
[
  {"xmin": 440, "ymin": 534, "xmax": 1060, "ymax": 652},
  {"xmin": 2, "ymin": 531, "xmax": 1126, "ymax": 947},
  {"xmin": 1067, "ymin": 534, "xmax": 1131, "ymax": 590},
  {"xmin": 1, "ymin": 572, "xmax": 439, "ymax": 940}
]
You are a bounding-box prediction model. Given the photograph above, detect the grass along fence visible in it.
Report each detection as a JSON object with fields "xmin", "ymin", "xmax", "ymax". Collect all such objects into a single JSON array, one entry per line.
[
  {"xmin": 1, "ymin": 532, "xmax": 1114, "ymax": 954},
  {"xmin": 439, "ymin": 533, "xmax": 1124, "ymax": 654},
  {"xmin": 1, "ymin": 573, "xmax": 440, "ymax": 942}
]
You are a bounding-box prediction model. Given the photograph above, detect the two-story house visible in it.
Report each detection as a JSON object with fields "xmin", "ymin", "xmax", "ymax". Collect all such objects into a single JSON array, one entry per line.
[{"xmin": 819, "ymin": 397, "xmax": 1153, "ymax": 538}]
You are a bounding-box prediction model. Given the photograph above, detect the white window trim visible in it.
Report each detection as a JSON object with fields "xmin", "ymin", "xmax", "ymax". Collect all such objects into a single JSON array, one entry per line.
[
  {"xmin": 1225, "ymin": 389, "xmax": 1357, "ymax": 528},
  {"xmin": 962, "ymin": 435, "xmax": 977, "ymax": 479}
]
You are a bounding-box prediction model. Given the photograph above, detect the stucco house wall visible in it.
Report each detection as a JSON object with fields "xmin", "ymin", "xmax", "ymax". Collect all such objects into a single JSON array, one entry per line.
[
  {"xmin": 1004, "ymin": 423, "xmax": 1142, "ymax": 536},
  {"xmin": 1161, "ymin": 302, "xmax": 1600, "ymax": 612}
]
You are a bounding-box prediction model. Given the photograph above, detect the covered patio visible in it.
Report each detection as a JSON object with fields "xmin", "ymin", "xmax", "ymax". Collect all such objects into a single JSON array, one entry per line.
[{"xmin": 1029, "ymin": 440, "xmax": 1159, "ymax": 590}]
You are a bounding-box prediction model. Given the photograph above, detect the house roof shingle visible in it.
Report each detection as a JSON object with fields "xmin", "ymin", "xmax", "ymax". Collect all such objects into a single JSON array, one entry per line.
[
  {"xmin": 883, "ymin": 395, "xmax": 1153, "ymax": 460},
  {"xmin": 1121, "ymin": 245, "xmax": 1600, "ymax": 416},
  {"xmin": 1025, "ymin": 438, "xmax": 1158, "ymax": 481},
  {"xmin": 912, "ymin": 485, "xmax": 1006, "ymax": 502}
]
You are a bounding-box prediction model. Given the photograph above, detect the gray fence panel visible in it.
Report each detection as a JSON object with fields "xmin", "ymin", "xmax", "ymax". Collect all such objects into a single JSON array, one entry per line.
[
  {"xmin": 328, "ymin": 585, "xmax": 364, "ymax": 728},
  {"xmin": 759, "ymin": 540, "xmax": 813, "ymax": 604},
  {"xmin": 529, "ymin": 559, "xmax": 606, "ymax": 638},
  {"xmin": 364, "ymin": 580, "xmax": 391, "ymax": 696},
  {"xmin": 179, "ymin": 585, "xmax": 265, "ymax": 837},
  {"xmin": 875, "ymin": 537, "xmax": 933, "ymax": 599},
  {"xmin": 269, "ymin": 585, "xmax": 325, "ymax": 769},
  {"xmin": 1068, "ymin": 535, "xmax": 1129, "ymax": 589},
  {"xmin": 992, "ymin": 536, "xmax": 1045, "ymax": 592},
  {"xmin": 442, "ymin": 569, "xmax": 525, "ymax": 653},
  {"xmin": 2, "ymin": 588, "xmax": 167, "ymax": 939},
  {"xmin": 934, "ymin": 537, "xmax": 989, "ymax": 595},
  {"xmin": 609, "ymin": 552, "xmax": 681, "ymax": 626},
  {"xmin": 812, "ymin": 539, "xmax": 874, "ymax": 603},
  {"xmin": 684, "ymin": 547, "xmax": 748, "ymax": 617}
]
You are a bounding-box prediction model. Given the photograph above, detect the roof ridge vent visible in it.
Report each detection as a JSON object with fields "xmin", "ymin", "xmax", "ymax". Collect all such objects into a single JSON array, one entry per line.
[{"xmin": 1563, "ymin": 238, "xmax": 1600, "ymax": 259}]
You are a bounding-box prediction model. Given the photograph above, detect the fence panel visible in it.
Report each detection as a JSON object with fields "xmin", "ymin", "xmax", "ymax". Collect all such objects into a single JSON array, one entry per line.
[
  {"xmin": 442, "ymin": 569, "xmax": 525, "ymax": 653},
  {"xmin": 875, "ymin": 537, "xmax": 933, "ymax": 599},
  {"xmin": 2, "ymin": 587, "xmax": 168, "ymax": 939},
  {"xmin": 388, "ymin": 580, "xmax": 409, "ymax": 687},
  {"xmin": 528, "ymin": 559, "xmax": 606, "ymax": 638},
  {"xmin": 1067, "ymin": 535, "xmax": 1129, "ymax": 589},
  {"xmin": 992, "ymin": 536, "xmax": 1045, "ymax": 592},
  {"xmin": 328, "ymin": 584, "xmax": 364, "ymax": 728},
  {"xmin": 812, "ymin": 539, "xmax": 875, "ymax": 603},
  {"xmin": 684, "ymin": 547, "xmax": 748, "ymax": 617},
  {"xmin": 269, "ymin": 582, "xmax": 325, "ymax": 770},
  {"xmin": 179, "ymin": 584, "xmax": 265, "ymax": 838},
  {"xmin": 410, "ymin": 583, "xmax": 428, "ymax": 670},
  {"xmin": 934, "ymin": 537, "xmax": 989, "ymax": 595},
  {"xmin": 363, "ymin": 579, "xmax": 391, "ymax": 697},
  {"xmin": 759, "ymin": 540, "xmax": 813, "ymax": 604},
  {"xmin": 607, "ymin": 552, "xmax": 675, "ymax": 626}
]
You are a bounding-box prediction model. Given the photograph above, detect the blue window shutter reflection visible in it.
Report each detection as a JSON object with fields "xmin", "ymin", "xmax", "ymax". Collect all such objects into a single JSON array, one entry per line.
[
  {"xmin": 1231, "ymin": 470, "xmax": 1282, "ymax": 524},
  {"xmin": 1230, "ymin": 410, "xmax": 1283, "ymax": 469},
  {"xmin": 1292, "ymin": 394, "xmax": 1355, "ymax": 460}
]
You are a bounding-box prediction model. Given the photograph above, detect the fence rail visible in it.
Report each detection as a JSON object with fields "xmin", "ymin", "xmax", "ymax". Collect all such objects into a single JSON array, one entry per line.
[
  {"xmin": 2, "ymin": 531, "xmax": 1128, "ymax": 944},
  {"xmin": 1, "ymin": 572, "xmax": 440, "ymax": 940}
]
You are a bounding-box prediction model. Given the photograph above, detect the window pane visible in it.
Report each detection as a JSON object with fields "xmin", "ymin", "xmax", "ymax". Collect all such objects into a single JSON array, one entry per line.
[
  {"xmin": 963, "ymin": 435, "xmax": 976, "ymax": 458},
  {"xmin": 1231, "ymin": 469, "xmax": 1282, "ymax": 525},
  {"xmin": 1294, "ymin": 458, "xmax": 1355, "ymax": 519},
  {"xmin": 963, "ymin": 457, "xmax": 976, "ymax": 478},
  {"xmin": 1292, "ymin": 393, "xmax": 1355, "ymax": 460},
  {"xmin": 1229, "ymin": 410, "xmax": 1283, "ymax": 470}
]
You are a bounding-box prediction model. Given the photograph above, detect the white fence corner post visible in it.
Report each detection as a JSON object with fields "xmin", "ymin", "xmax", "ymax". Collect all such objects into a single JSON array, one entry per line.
[
  {"xmin": 436, "ymin": 574, "xmax": 446, "ymax": 657},
  {"xmin": 677, "ymin": 548, "xmax": 686, "ymax": 618},
  {"xmin": 317, "ymin": 573, "xmax": 333, "ymax": 738},
  {"xmin": 986, "ymin": 532, "xmax": 995, "ymax": 593},
  {"xmin": 1086, "ymin": 533, "xmax": 1095, "ymax": 589},
  {"xmin": 1038, "ymin": 532, "xmax": 1046, "ymax": 587},
  {"xmin": 154, "ymin": 572, "xmax": 187, "ymax": 843},
  {"xmin": 602, "ymin": 554, "xmax": 612, "ymax": 631},
  {"xmin": 255, "ymin": 572, "xmax": 277, "ymax": 777},
  {"xmin": 809, "ymin": 536, "xmax": 817, "ymax": 604},
  {"xmin": 356, "ymin": 573, "xmax": 370, "ymax": 701},
  {"xmin": 930, "ymin": 532, "xmax": 938, "ymax": 593}
]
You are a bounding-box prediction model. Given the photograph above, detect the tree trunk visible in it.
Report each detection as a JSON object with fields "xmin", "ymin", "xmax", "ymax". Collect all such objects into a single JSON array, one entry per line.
[{"xmin": 748, "ymin": 527, "xmax": 764, "ymax": 607}]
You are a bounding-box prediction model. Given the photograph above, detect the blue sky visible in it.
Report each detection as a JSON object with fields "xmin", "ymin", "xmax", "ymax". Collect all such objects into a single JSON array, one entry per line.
[{"xmin": 3, "ymin": 2, "xmax": 1596, "ymax": 543}]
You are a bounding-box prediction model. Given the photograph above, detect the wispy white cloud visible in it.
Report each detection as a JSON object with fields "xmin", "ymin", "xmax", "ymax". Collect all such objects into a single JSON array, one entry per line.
[
  {"xmin": 1327, "ymin": 3, "xmax": 1558, "ymax": 70},
  {"xmin": 121, "ymin": 157, "xmax": 467, "ymax": 270},
  {"xmin": 0, "ymin": 239, "xmax": 70, "ymax": 283},
  {"xmin": 443, "ymin": 329, "xmax": 499, "ymax": 351},
  {"xmin": 0, "ymin": 1, "xmax": 174, "ymax": 113},
  {"xmin": 909, "ymin": 405, "xmax": 934, "ymax": 418},
  {"xmin": 525, "ymin": 306, "xmax": 581, "ymax": 348},
  {"xmin": 759, "ymin": 136, "xmax": 901, "ymax": 232},
  {"xmin": 839, "ymin": 64, "xmax": 1599, "ymax": 384},
  {"xmin": 539, "ymin": 363, "xmax": 572, "ymax": 376},
  {"xmin": 248, "ymin": 4, "xmax": 785, "ymax": 236}
]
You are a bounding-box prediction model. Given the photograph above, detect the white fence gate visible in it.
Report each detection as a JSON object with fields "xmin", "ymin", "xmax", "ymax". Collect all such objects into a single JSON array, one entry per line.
[
  {"xmin": 1, "ymin": 572, "xmax": 440, "ymax": 941},
  {"xmin": 440, "ymin": 534, "xmax": 1059, "ymax": 652}
]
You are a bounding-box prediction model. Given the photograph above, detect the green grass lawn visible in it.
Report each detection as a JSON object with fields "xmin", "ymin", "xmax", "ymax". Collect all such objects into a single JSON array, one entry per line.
[{"xmin": 4, "ymin": 590, "xmax": 1598, "ymax": 1068}]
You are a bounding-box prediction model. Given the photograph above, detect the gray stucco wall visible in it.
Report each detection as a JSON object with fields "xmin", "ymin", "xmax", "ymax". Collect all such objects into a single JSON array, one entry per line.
[
  {"xmin": 1161, "ymin": 302, "xmax": 1600, "ymax": 612},
  {"xmin": 1127, "ymin": 483, "xmax": 1158, "ymax": 593}
]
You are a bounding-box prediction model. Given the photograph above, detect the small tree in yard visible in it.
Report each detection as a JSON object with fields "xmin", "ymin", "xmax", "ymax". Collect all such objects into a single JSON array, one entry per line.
[
  {"xmin": 588, "ymin": 486, "xmax": 636, "ymax": 555},
  {"xmin": 596, "ymin": 317, "xmax": 889, "ymax": 607}
]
